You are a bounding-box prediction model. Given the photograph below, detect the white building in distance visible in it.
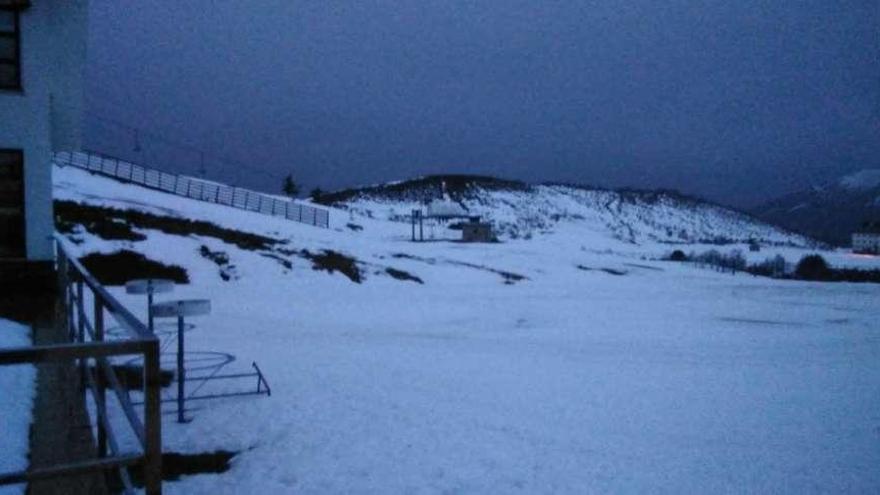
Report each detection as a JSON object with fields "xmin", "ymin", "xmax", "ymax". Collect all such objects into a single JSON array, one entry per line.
[{"xmin": 852, "ymin": 222, "xmax": 880, "ymax": 254}]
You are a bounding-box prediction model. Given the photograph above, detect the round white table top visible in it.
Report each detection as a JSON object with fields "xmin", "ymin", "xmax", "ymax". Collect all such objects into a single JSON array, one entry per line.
[
  {"xmin": 125, "ymin": 279, "xmax": 175, "ymax": 295},
  {"xmin": 151, "ymin": 299, "xmax": 211, "ymax": 318}
]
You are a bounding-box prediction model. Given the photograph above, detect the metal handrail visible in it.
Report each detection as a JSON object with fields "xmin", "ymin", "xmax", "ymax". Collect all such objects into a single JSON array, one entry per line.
[
  {"xmin": 54, "ymin": 150, "xmax": 331, "ymax": 229},
  {"xmin": 0, "ymin": 236, "xmax": 163, "ymax": 494},
  {"xmin": 58, "ymin": 235, "xmax": 152, "ymax": 340}
]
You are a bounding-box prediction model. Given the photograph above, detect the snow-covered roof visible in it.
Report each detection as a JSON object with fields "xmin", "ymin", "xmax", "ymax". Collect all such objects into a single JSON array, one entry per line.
[{"xmin": 426, "ymin": 199, "xmax": 468, "ymax": 218}]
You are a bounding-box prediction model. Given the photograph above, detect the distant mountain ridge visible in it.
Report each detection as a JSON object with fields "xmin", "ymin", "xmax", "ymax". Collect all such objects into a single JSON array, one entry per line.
[
  {"xmin": 318, "ymin": 174, "xmax": 814, "ymax": 247},
  {"xmin": 752, "ymin": 169, "xmax": 880, "ymax": 246}
]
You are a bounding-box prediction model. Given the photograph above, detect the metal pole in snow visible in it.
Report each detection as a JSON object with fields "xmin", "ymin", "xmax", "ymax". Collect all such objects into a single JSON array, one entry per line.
[{"xmin": 177, "ymin": 314, "xmax": 186, "ymax": 423}]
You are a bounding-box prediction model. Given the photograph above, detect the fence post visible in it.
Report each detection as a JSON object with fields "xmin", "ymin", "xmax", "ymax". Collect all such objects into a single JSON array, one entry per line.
[
  {"xmin": 94, "ymin": 296, "xmax": 107, "ymax": 458},
  {"xmin": 143, "ymin": 341, "xmax": 162, "ymax": 495}
]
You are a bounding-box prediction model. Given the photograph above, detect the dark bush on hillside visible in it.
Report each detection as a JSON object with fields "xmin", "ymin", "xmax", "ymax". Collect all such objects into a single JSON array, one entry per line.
[
  {"xmin": 80, "ymin": 250, "xmax": 189, "ymax": 286},
  {"xmin": 301, "ymin": 249, "xmax": 362, "ymax": 283},
  {"xmin": 669, "ymin": 250, "xmax": 687, "ymax": 261},
  {"xmin": 795, "ymin": 254, "xmax": 831, "ymax": 281}
]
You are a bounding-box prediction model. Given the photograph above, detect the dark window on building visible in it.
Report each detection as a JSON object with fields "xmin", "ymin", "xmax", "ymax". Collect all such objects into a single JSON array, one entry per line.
[
  {"xmin": 0, "ymin": 8, "xmax": 20, "ymax": 90},
  {"xmin": 0, "ymin": 150, "xmax": 25, "ymax": 258}
]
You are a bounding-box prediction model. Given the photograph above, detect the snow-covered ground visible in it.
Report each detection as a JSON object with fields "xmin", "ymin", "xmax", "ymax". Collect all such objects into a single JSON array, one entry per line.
[
  {"xmin": 53, "ymin": 164, "xmax": 880, "ymax": 493},
  {"xmin": 0, "ymin": 319, "xmax": 35, "ymax": 495}
]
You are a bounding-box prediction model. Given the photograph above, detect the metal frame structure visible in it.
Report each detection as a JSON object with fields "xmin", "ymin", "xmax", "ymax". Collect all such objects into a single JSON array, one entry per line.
[
  {"xmin": 53, "ymin": 150, "xmax": 331, "ymax": 228},
  {"xmin": 0, "ymin": 235, "xmax": 163, "ymax": 494}
]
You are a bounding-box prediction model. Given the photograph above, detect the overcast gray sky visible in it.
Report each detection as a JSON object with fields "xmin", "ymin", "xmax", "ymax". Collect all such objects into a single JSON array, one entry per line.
[{"xmin": 84, "ymin": 0, "xmax": 879, "ymax": 207}]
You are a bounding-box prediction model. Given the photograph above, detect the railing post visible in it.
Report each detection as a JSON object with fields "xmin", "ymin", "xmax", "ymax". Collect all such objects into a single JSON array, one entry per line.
[
  {"xmin": 76, "ymin": 280, "xmax": 85, "ymax": 344},
  {"xmin": 143, "ymin": 341, "xmax": 162, "ymax": 495},
  {"xmin": 66, "ymin": 268, "xmax": 74, "ymax": 341},
  {"xmin": 94, "ymin": 296, "xmax": 107, "ymax": 458}
]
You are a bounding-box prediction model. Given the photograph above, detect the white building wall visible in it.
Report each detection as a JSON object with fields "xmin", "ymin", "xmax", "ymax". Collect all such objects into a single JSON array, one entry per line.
[
  {"xmin": 0, "ymin": 0, "xmax": 88, "ymax": 260},
  {"xmin": 852, "ymin": 233, "xmax": 880, "ymax": 254}
]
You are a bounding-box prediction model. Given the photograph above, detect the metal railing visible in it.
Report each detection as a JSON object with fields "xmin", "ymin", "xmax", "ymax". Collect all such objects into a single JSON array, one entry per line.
[
  {"xmin": 0, "ymin": 235, "xmax": 163, "ymax": 494},
  {"xmin": 54, "ymin": 150, "xmax": 330, "ymax": 229}
]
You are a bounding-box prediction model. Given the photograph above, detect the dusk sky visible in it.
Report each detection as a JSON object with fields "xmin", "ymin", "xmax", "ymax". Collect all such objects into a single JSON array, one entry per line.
[{"xmin": 85, "ymin": 0, "xmax": 879, "ymax": 207}]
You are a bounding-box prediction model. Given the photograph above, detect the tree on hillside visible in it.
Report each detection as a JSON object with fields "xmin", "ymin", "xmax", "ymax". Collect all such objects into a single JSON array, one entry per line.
[
  {"xmin": 310, "ymin": 187, "xmax": 324, "ymax": 202},
  {"xmin": 282, "ymin": 174, "xmax": 300, "ymax": 198}
]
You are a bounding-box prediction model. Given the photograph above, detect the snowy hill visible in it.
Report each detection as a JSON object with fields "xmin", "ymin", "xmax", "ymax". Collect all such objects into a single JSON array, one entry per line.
[
  {"xmin": 48, "ymin": 163, "xmax": 880, "ymax": 494},
  {"xmin": 839, "ymin": 169, "xmax": 880, "ymax": 190},
  {"xmin": 753, "ymin": 169, "xmax": 880, "ymax": 245},
  {"xmin": 319, "ymin": 175, "xmax": 813, "ymax": 246}
]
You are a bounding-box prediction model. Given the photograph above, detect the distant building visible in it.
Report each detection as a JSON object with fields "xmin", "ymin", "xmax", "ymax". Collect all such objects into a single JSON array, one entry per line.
[
  {"xmin": 0, "ymin": 0, "xmax": 89, "ymax": 263},
  {"xmin": 852, "ymin": 222, "xmax": 880, "ymax": 254},
  {"xmin": 426, "ymin": 199, "xmax": 468, "ymax": 219},
  {"xmin": 461, "ymin": 221, "xmax": 493, "ymax": 243}
]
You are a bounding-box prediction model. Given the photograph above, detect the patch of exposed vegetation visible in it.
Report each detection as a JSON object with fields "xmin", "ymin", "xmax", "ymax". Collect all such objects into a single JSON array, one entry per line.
[
  {"xmin": 55, "ymin": 200, "xmax": 280, "ymax": 251},
  {"xmin": 260, "ymin": 252, "xmax": 293, "ymax": 270},
  {"xmin": 622, "ymin": 263, "xmax": 663, "ymax": 271},
  {"xmin": 57, "ymin": 201, "xmax": 429, "ymax": 285},
  {"xmin": 301, "ymin": 249, "xmax": 362, "ymax": 283},
  {"xmin": 55, "ymin": 201, "xmax": 146, "ymax": 241},
  {"xmin": 79, "ymin": 250, "xmax": 189, "ymax": 286},
  {"xmin": 385, "ymin": 267, "xmax": 423, "ymax": 284},
  {"xmin": 576, "ymin": 265, "xmax": 627, "ymax": 276},
  {"xmin": 391, "ymin": 253, "xmax": 527, "ymax": 284},
  {"xmin": 109, "ymin": 450, "xmax": 237, "ymax": 492},
  {"xmin": 199, "ymin": 245, "xmax": 239, "ymax": 281},
  {"xmin": 346, "ymin": 223, "xmax": 364, "ymax": 231}
]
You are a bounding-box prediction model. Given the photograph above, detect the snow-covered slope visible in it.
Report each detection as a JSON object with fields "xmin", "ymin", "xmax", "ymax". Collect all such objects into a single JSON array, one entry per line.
[
  {"xmin": 51, "ymin": 164, "xmax": 880, "ymax": 494},
  {"xmin": 839, "ymin": 169, "xmax": 880, "ymax": 190},
  {"xmin": 0, "ymin": 319, "xmax": 35, "ymax": 495},
  {"xmin": 319, "ymin": 175, "xmax": 813, "ymax": 246}
]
